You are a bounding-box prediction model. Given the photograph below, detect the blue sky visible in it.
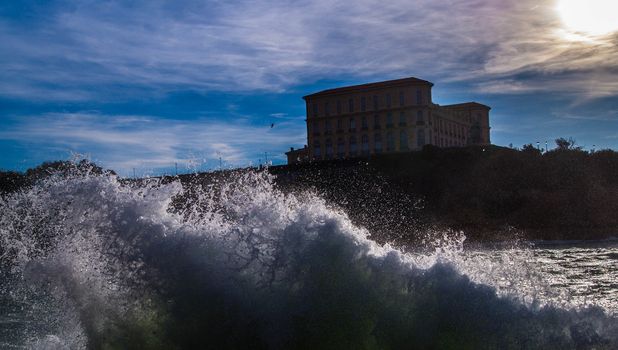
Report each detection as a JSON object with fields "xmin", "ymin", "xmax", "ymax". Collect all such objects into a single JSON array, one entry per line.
[{"xmin": 1, "ymin": 0, "xmax": 617, "ymax": 176}]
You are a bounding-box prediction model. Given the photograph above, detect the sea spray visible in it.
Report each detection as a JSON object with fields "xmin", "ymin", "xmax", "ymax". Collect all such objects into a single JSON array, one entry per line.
[{"xmin": 0, "ymin": 167, "xmax": 616, "ymax": 349}]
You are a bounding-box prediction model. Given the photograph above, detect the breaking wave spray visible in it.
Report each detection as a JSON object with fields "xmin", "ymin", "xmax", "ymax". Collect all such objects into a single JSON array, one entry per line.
[{"xmin": 0, "ymin": 166, "xmax": 616, "ymax": 349}]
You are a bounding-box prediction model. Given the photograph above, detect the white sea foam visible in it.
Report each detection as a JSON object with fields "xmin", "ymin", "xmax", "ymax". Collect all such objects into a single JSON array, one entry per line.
[{"xmin": 0, "ymin": 168, "xmax": 616, "ymax": 349}]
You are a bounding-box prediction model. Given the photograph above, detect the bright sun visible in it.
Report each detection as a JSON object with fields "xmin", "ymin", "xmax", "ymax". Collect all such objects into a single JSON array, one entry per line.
[{"xmin": 556, "ymin": 0, "xmax": 618, "ymax": 36}]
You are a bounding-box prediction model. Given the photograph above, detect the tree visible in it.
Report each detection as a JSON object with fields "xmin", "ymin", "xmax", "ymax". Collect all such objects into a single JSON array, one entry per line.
[
  {"xmin": 555, "ymin": 137, "xmax": 581, "ymax": 151},
  {"xmin": 521, "ymin": 143, "xmax": 541, "ymax": 155}
]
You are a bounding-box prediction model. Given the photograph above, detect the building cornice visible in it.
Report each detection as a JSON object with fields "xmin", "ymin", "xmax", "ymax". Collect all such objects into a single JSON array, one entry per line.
[
  {"xmin": 442, "ymin": 102, "xmax": 491, "ymax": 110},
  {"xmin": 303, "ymin": 77, "xmax": 433, "ymax": 100}
]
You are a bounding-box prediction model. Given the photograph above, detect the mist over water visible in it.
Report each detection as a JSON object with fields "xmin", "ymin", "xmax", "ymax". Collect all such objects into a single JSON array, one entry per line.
[{"xmin": 0, "ymin": 168, "xmax": 617, "ymax": 349}]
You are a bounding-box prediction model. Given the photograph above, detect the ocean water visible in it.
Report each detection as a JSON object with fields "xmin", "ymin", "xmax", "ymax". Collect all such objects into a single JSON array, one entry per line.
[{"xmin": 0, "ymin": 169, "xmax": 616, "ymax": 349}]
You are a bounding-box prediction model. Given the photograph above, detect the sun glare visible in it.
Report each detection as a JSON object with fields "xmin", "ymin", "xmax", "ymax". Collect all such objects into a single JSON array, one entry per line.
[{"xmin": 556, "ymin": 0, "xmax": 618, "ymax": 36}]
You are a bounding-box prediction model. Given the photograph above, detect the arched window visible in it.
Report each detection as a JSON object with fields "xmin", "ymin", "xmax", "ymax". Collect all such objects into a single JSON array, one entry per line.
[
  {"xmin": 400, "ymin": 130, "xmax": 408, "ymax": 150},
  {"xmin": 361, "ymin": 134, "xmax": 369, "ymax": 155},
  {"xmin": 374, "ymin": 133, "xmax": 383, "ymax": 153},
  {"xmin": 325, "ymin": 139, "xmax": 333, "ymax": 159},
  {"xmin": 417, "ymin": 129, "xmax": 425, "ymax": 147},
  {"xmin": 337, "ymin": 138, "xmax": 345, "ymax": 158},
  {"xmin": 349, "ymin": 136, "xmax": 357, "ymax": 156},
  {"xmin": 313, "ymin": 140, "xmax": 321, "ymax": 159},
  {"xmin": 386, "ymin": 132, "xmax": 394, "ymax": 151}
]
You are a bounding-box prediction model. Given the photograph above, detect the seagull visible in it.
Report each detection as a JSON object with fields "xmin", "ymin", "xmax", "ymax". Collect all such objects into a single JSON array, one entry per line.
[{"xmin": 270, "ymin": 123, "xmax": 275, "ymax": 128}]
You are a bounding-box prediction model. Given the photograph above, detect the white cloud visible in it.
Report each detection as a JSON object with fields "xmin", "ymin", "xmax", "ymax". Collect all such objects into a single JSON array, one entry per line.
[
  {"xmin": 0, "ymin": 113, "xmax": 306, "ymax": 175},
  {"xmin": 1, "ymin": 0, "xmax": 616, "ymax": 101}
]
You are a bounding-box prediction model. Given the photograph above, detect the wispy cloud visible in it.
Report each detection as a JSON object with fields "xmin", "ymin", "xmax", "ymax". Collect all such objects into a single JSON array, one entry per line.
[
  {"xmin": 1, "ymin": 0, "xmax": 616, "ymax": 102},
  {"xmin": 0, "ymin": 113, "xmax": 306, "ymax": 175}
]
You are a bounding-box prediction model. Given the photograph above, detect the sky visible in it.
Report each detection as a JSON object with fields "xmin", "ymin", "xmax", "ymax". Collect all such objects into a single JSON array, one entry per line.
[{"xmin": 1, "ymin": 0, "xmax": 617, "ymax": 176}]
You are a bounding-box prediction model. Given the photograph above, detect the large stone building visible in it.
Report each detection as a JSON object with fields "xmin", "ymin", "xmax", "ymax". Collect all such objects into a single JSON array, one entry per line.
[{"xmin": 287, "ymin": 77, "xmax": 490, "ymax": 163}]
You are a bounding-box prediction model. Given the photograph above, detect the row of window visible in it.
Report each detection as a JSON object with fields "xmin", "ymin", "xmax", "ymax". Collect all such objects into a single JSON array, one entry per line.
[
  {"xmin": 312, "ymin": 130, "xmax": 430, "ymax": 158},
  {"xmin": 311, "ymin": 90, "xmax": 424, "ymax": 117},
  {"xmin": 436, "ymin": 119, "xmax": 468, "ymax": 139},
  {"xmin": 436, "ymin": 136, "xmax": 467, "ymax": 148},
  {"xmin": 311, "ymin": 111, "xmax": 428, "ymax": 134}
]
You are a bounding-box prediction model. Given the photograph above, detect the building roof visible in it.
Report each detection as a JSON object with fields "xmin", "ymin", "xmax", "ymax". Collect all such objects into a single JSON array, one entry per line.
[
  {"xmin": 303, "ymin": 77, "xmax": 433, "ymax": 100},
  {"xmin": 285, "ymin": 146, "xmax": 308, "ymax": 156},
  {"xmin": 442, "ymin": 102, "xmax": 491, "ymax": 110}
]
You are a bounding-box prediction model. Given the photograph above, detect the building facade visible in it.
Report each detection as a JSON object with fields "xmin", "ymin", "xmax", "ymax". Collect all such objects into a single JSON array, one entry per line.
[{"xmin": 301, "ymin": 77, "xmax": 490, "ymax": 161}]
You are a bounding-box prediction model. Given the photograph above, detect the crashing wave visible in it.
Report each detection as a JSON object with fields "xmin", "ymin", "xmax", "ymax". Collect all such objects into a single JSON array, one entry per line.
[{"xmin": 0, "ymin": 167, "xmax": 616, "ymax": 349}]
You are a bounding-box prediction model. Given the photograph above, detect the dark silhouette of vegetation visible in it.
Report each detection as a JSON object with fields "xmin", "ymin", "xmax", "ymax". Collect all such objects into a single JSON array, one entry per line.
[
  {"xmin": 271, "ymin": 142, "xmax": 618, "ymax": 242},
  {"xmin": 2, "ymin": 142, "xmax": 617, "ymax": 242}
]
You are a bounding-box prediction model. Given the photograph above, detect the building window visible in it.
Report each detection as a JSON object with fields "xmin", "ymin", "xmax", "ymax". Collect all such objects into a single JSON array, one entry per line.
[
  {"xmin": 325, "ymin": 119, "xmax": 331, "ymax": 134},
  {"xmin": 362, "ymin": 116, "xmax": 368, "ymax": 129},
  {"xmin": 417, "ymin": 110, "xmax": 424, "ymax": 122},
  {"xmin": 348, "ymin": 98, "xmax": 354, "ymax": 113},
  {"xmin": 361, "ymin": 97, "xmax": 366, "ymax": 112},
  {"xmin": 337, "ymin": 118, "xmax": 342, "ymax": 131},
  {"xmin": 374, "ymin": 133, "xmax": 382, "ymax": 153},
  {"xmin": 313, "ymin": 140, "xmax": 321, "ymax": 159},
  {"xmin": 349, "ymin": 136, "xmax": 357, "ymax": 156},
  {"xmin": 313, "ymin": 103, "xmax": 318, "ymax": 117},
  {"xmin": 386, "ymin": 132, "xmax": 394, "ymax": 151},
  {"xmin": 337, "ymin": 100, "xmax": 342, "ymax": 115},
  {"xmin": 325, "ymin": 102, "xmax": 330, "ymax": 117},
  {"xmin": 373, "ymin": 95, "xmax": 379, "ymax": 110},
  {"xmin": 373, "ymin": 114, "xmax": 380, "ymax": 129},
  {"xmin": 386, "ymin": 112, "xmax": 393, "ymax": 127},
  {"xmin": 312, "ymin": 121, "xmax": 320, "ymax": 135},
  {"xmin": 337, "ymin": 138, "xmax": 345, "ymax": 158},
  {"xmin": 349, "ymin": 117, "xmax": 356, "ymax": 131},
  {"xmin": 361, "ymin": 134, "xmax": 369, "ymax": 155},
  {"xmin": 416, "ymin": 90, "xmax": 422, "ymax": 105},
  {"xmin": 399, "ymin": 112, "xmax": 406, "ymax": 126},
  {"xmin": 325, "ymin": 139, "xmax": 333, "ymax": 159},
  {"xmin": 399, "ymin": 91, "xmax": 404, "ymax": 106},
  {"xmin": 386, "ymin": 94, "xmax": 392, "ymax": 108},
  {"xmin": 400, "ymin": 130, "xmax": 408, "ymax": 150},
  {"xmin": 417, "ymin": 129, "xmax": 425, "ymax": 147}
]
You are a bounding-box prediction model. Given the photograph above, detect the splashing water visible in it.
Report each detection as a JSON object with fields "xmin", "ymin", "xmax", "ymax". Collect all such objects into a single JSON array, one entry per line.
[{"xmin": 0, "ymin": 168, "xmax": 616, "ymax": 349}]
